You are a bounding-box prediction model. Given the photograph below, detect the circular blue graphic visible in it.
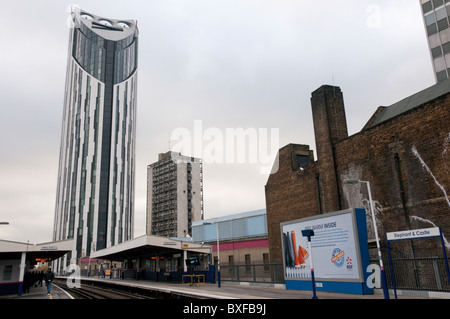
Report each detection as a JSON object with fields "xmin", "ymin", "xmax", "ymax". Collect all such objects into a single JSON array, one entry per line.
[{"xmin": 331, "ymin": 248, "xmax": 345, "ymax": 268}]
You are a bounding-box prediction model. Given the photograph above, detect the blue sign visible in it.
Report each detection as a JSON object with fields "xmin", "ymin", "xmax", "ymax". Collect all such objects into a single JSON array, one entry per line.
[{"xmin": 281, "ymin": 208, "xmax": 372, "ymax": 295}]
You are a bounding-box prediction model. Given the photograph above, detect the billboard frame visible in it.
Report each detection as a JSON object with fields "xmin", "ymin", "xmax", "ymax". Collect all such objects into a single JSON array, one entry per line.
[{"xmin": 280, "ymin": 208, "xmax": 372, "ymax": 295}]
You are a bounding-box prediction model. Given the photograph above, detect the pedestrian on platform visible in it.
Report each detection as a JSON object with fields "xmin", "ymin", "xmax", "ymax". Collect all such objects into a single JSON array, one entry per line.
[
  {"xmin": 39, "ymin": 271, "xmax": 44, "ymax": 287},
  {"xmin": 44, "ymin": 268, "xmax": 55, "ymax": 296},
  {"xmin": 22, "ymin": 272, "xmax": 31, "ymax": 294}
]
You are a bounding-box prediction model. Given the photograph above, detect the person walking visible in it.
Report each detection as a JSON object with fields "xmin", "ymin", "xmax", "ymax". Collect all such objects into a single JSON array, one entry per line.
[
  {"xmin": 44, "ymin": 268, "xmax": 55, "ymax": 296},
  {"xmin": 39, "ymin": 271, "xmax": 44, "ymax": 287},
  {"xmin": 22, "ymin": 272, "xmax": 31, "ymax": 294}
]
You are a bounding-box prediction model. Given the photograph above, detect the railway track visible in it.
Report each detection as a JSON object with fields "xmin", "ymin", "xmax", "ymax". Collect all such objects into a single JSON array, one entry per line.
[{"xmin": 53, "ymin": 279, "xmax": 154, "ymax": 299}]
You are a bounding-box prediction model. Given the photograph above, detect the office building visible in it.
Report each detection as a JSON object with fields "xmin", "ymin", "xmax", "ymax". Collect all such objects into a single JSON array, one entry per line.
[
  {"xmin": 53, "ymin": 9, "xmax": 139, "ymax": 268},
  {"xmin": 192, "ymin": 209, "xmax": 268, "ymax": 266},
  {"xmin": 147, "ymin": 152, "xmax": 203, "ymax": 238},
  {"xmin": 420, "ymin": 0, "xmax": 450, "ymax": 81}
]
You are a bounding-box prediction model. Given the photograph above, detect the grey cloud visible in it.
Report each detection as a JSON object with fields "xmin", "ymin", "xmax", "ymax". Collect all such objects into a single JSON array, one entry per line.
[{"xmin": 0, "ymin": 0, "xmax": 435, "ymax": 242}]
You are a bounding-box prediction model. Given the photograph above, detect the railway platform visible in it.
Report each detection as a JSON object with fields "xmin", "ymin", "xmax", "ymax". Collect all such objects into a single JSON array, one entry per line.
[
  {"xmin": 0, "ymin": 282, "xmax": 73, "ymax": 300},
  {"xmin": 90, "ymin": 277, "xmax": 429, "ymax": 299},
  {"xmin": 1, "ymin": 276, "xmax": 445, "ymax": 300},
  {"xmin": 64, "ymin": 276, "xmax": 434, "ymax": 299}
]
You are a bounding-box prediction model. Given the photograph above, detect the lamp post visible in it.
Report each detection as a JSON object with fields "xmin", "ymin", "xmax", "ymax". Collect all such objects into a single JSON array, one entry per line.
[
  {"xmin": 204, "ymin": 221, "xmax": 221, "ymax": 288},
  {"xmin": 88, "ymin": 242, "xmax": 95, "ymax": 278},
  {"xmin": 343, "ymin": 179, "xmax": 390, "ymax": 299}
]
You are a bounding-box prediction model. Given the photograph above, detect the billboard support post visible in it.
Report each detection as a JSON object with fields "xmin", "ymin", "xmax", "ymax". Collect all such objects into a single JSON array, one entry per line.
[{"xmin": 302, "ymin": 229, "xmax": 317, "ymax": 299}]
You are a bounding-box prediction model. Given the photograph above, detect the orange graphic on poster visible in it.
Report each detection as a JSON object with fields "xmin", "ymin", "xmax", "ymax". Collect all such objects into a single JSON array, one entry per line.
[
  {"xmin": 298, "ymin": 245, "xmax": 309, "ymax": 265},
  {"xmin": 291, "ymin": 231, "xmax": 301, "ymax": 267}
]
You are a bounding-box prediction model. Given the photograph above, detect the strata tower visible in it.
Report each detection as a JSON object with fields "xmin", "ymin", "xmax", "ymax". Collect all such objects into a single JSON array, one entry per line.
[{"xmin": 53, "ymin": 9, "xmax": 138, "ymax": 267}]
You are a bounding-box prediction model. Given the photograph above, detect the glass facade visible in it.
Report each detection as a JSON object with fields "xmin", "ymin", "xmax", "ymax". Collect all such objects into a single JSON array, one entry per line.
[
  {"xmin": 53, "ymin": 10, "xmax": 138, "ymax": 267},
  {"xmin": 72, "ymin": 21, "xmax": 138, "ymax": 84},
  {"xmin": 192, "ymin": 210, "xmax": 267, "ymax": 243},
  {"xmin": 420, "ymin": 0, "xmax": 450, "ymax": 81}
]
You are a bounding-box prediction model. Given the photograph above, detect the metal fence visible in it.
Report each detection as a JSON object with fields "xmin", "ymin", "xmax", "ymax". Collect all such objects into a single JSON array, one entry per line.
[
  {"xmin": 220, "ymin": 257, "xmax": 450, "ymax": 293},
  {"xmin": 220, "ymin": 262, "xmax": 284, "ymax": 284},
  {"xmin": 373, "ymin": 256, "xmax": 450, "ymax": 292}
]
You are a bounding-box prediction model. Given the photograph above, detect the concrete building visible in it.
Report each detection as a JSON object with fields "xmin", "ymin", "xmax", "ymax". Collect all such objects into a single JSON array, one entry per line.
[
  {"xmin": 265, "ymin": 80, "xmax": 450, "ymax": 266},
  {"xmin": 53, "ymin": 9, "xmax": 139, "ymax": 270},
  {"xmin": 420, "ymin": 0, "xmax": 450, "ymax": 82},
  {"xmin": 147, "ymin": 152, "xmax": 203, "ymax": 238}
]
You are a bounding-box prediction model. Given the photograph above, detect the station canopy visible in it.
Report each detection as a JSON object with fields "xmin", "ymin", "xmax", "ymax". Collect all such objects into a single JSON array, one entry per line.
[
  {"xmin": 90, "ymin": 235, "xmax": 211, "ymax": 261},
  {"xmin": 0, "ymin": 239, "xmax": 74, "ymax": 263}
]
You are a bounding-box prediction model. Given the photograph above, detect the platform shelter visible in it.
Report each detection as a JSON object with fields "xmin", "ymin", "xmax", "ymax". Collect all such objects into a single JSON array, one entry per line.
[
  {"xmin": 0, "ymin": 239, "xmax": 73, "ymax": 296},
  {"xmin": 90, "ymin": 235, "xmax": 214, "ymax": 283}
]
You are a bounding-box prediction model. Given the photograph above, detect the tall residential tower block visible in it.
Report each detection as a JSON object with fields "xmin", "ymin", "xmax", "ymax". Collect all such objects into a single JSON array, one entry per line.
[
  {"xmin": 147, "ymin": 152, "xmax": 204, "ymax": 238},
  {"xmin": 53, "ymin": 9, "xmax": 138, "ymax": 268}
]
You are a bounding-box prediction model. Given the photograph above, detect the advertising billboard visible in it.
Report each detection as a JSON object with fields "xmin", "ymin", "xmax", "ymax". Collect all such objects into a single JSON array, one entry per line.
[{"xmin": 281, "ymin": 208, "xmax": 372, "ymax": 295}]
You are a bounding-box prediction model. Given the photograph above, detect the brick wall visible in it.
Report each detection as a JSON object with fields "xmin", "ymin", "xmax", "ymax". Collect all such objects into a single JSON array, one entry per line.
[
  {"xmin": 265, "ymin": 144, "xmax": 319, "ymax": 262},
  {"xmin": 336, "ymin": 94, "xmax": 450, "ymax": 256},
  {"xmin": 266, "ymin": 85, "xmax": 450, "ymax": 262}
]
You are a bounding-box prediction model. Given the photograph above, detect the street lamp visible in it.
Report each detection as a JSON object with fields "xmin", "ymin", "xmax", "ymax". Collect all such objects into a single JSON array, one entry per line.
[
  {"xmin": 343, "ymin": 179, "xmax": 390, "ymax": 299},
  {"xmin": 204, "ymin": 221, "xmax": 221, "ymax": 288},
  {"xmin": 0, "ymin": 222, "xmax": 9, "ymax": 225}
]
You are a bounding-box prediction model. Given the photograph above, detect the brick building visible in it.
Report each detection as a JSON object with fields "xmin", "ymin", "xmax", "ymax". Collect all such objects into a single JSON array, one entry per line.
[{"xmin": 265, "ymin": 79, "xmax": 450, "ymax": 264}]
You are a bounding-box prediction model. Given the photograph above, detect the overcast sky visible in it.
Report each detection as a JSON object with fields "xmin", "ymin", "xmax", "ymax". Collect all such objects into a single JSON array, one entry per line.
[{"xmin": 0, "ymin": 0, "xmax": 435, "ymax": 244}]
